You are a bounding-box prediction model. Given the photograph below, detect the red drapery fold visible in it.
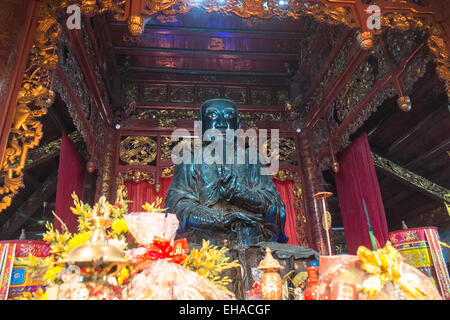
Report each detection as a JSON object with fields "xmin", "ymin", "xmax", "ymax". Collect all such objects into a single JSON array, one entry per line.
[
  {"xmin": 125, "ymin": 176, "xmax": 300, "ymax": 246},
  {"xmin": 273, "ymin": 179, "xmax": 300, "ymax": 246},
  {"xmin": 125, "ymin": 177, "xmax": 173, "ymax": 212},
  {"xmin": 54, "ymin": 132, "xmax": 86, "ymax": 234},
  {"xmin": 335, "ymin": 132, "xmax": 389, "ymax": 254}
]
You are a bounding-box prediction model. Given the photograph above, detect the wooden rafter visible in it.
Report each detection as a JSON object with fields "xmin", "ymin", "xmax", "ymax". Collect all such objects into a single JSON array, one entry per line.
[
  {"xmin": 372, "ymin": 152, "xmax": 449, "ymax": 203},
  {"xmin": 64, "ymin": 22, "xmax": 112, "ymax": 126},
  {"xmin": 0, "ymin": 172, "xmax": 58, "ymax": 240}
]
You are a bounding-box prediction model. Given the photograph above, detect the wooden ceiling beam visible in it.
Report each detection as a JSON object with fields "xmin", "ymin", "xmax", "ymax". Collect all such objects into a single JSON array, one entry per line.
[
  {"xmin": 0, "ymin": 172, "xmax": 58, "ymax": 240},
  {"xmin": 127, "ymin": 66, "xmax": 289, "ymax": 77},
  {"xmin": 382, "ymin": 106, "xmax": 447, "ymax": 157},
  {"xmin": 83, "ymin": 16, "xmax": 120, "ymax": 108},
  {"xmin": 111, "ymin": 22, "xmax": 305, "ymax": 38},
  {"xmin": 114, "ymin": 46, "xmax": 300, "ymax": 60},
  {"xmin": 404, "ymin": 137, "xmax": 450, "ymax": 171},
  {"xmin": 126, "ymin": 72, "xmax": 289, "ymax": 86},
  {"xmin": 372, "ymin": 152, "xmax": 449, "ymax": 203},
  {"xmin": 135, "ymin": 102, "xmax": 285, "ymax": 112}
]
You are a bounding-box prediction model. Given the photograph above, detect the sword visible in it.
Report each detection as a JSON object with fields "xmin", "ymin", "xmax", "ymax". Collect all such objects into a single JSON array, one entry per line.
[{"xmin": 362, "ymin": 199, "xmax": 378, "ymax": 251}]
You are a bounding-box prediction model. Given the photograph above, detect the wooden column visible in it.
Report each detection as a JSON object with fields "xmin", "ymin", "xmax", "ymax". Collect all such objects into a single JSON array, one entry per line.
[{"xmin": 297, "ymin": 128, "xmax": 328, "ymax": 254}]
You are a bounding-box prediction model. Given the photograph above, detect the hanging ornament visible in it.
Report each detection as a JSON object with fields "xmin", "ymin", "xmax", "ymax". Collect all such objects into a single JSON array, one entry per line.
[
  {"xmin": 397, "ymin": 96, "xmax": 412, "ymax": 112},
  {"xmin": 86, "ymin": 160, "xmax": 96, "ymax": 173},
  {"xmin": 127, "ymin": 16, "xmax": 144, "ymax": 36},
  {"xmin": 357, "ymin": 31, "xmax": 375, "ymax": 50}
]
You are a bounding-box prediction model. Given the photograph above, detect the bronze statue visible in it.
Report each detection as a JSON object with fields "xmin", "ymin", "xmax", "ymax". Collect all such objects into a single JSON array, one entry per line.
[{"xmin": 165, "ymin": 98, "xmax": 288, "ymax": 246}]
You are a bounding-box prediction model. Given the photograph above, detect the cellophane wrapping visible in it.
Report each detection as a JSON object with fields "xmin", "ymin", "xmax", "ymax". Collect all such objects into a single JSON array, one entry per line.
[
  {"xmin": 318, "ymin": 255, "xmax": 442, "ymax": 300},
  {"xmin": 128, "ymin": 259, "xmax": 234, "ymax": 300},
  {"xmin": 124, "ymin": 211, "xmax": 179, "ymax": 245}
]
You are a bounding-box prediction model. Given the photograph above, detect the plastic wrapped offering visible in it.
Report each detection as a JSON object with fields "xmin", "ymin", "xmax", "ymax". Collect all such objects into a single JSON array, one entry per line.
[
  {"xmin": 125, "ymin": 211, "xmax": 179, "ymax": 245},
  {"xmin": 318, "ymin": 242, "xmax": 442, "ymax": 300},
  {"xmin": 128, "ymin": 259, "xmax": 234, "ymax": 300}
]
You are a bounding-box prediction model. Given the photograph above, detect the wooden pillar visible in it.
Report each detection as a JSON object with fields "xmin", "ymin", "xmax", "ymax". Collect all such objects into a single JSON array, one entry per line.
[
  {"xmin": 297, "ymin": 128, "xmax": 329, "ymax": 255},
  {"xmin": 95, "ymin": 127, "xmax": 117, "ymax": 203}
]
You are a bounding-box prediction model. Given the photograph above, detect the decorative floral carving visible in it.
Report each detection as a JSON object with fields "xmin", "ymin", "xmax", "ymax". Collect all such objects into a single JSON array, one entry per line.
[
  {"xmin": 336, "ymin": 58, "xmax": 375, "ymax": 123},
  {"xmin": 262, "ymin": 137, "xmax": 297, "ymax": 164},
  {"xmin": 119, "ymin": 136, "xmax": 158, "ymax": 165},
  {"xmin": 0, "ymin": 0, "xmax": 60, "ymax": 211},
  {"xmin": 142, "ymin": 84, "xmax": 162, "ymax": 102},
  {"xmin": 399, "ymin": 45, "xmax": 434, "ymax": 95}
]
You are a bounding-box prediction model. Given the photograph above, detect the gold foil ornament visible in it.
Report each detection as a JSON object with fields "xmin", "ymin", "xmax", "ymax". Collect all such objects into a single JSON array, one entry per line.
[{"xmin": 257, "ymin": 248, "xmax": 284, "ymax": 300}]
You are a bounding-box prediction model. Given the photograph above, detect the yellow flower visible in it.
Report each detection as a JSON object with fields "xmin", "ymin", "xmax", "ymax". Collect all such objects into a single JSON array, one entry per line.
[
  {"xmin": 56, "ymin": 232, "xmax": 72, "ymax": 244},
  {"xmin": 117, "ymin": 267, "xmax": 129, "ymax": 286},
  {"xmin": 44, "ymin": 265, "xmax": 63, "ymax": 283},
  {"xmin": 142, "ymin": 198, "xmax": 167, "ymax": 213},
  {"xmin": 50, "ymin": 242, "xmax": 65, "ymax": 255},
  {"xmin": 65, "ymin": 231, "xmax": 91, "ymax": 254},
  {"xmin": 34, "ymin": 288, "xmax": 48, "ymax": 300},
  {"xmin": 110, "ymin": 204, "xmax": 121, "ymax": 218},
  {"xmin": 21, "ymin": 288, "xmax": 48, "ymax": 300},
  {"xmin": 111, "ymin": 218, "xmax": 128, "ymax": 235},
  {"xmin": 16, "ymin": 254, "xmax": 42, "ymax": 272},
  {"xmin": 77, "ymin": 216, "xmax": 92, "ymax": 232},
  {"xmin": 42, "ymin": 222, "xmax": 57, "ymax": 243},
  {"xmin": 70, "ymin": 192, "xmax": 92, "ymax": 219}
]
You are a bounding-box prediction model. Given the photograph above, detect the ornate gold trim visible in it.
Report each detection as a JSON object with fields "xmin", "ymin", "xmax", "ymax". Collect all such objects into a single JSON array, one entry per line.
[
  {"xmin": 115, "ymin": 170, "xmax": 156, "ymax": 203},
  {"xmin": 0, "ymin": 1, "xmax": 60, "ymax": 211}
]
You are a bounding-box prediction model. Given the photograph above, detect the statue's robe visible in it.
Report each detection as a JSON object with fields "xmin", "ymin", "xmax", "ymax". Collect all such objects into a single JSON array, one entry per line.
[{"xmin": 165, "ymin": 146, "xmax": 288, "ymax": 246}]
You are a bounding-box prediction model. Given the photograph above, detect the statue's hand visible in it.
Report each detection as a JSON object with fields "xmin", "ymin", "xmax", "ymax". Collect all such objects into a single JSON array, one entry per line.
[
  {"xmin": 222, "ymin": 211, "xmax": 262, "ymax": 228},
  {"xmin": 219, "ymin": 172, "xmax": 245, "ymax": 201}
]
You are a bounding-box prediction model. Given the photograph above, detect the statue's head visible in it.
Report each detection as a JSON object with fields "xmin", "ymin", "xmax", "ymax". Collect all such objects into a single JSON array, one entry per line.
[{"xmin": 200, "ymin": 99, "xmax": 240, "ymax": 135}]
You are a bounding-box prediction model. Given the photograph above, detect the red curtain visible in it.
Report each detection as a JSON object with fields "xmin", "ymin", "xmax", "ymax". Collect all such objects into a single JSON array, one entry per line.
[
  {"xmin": 125, "ymin": 176, "xmax": 300, "ymax": 246},
  {"xmin": 335, "ymin": 132, "xmax": 388, "ymax": 254},
  {"xmin": 125, "ymin": 177, "xmax": 173, "ymax": 212},
  {"xmin": 273, "ymin": 179, "xmax": 300, "ymax": 246},
  {"xmin": 54, "ymin": 132, "xmax": 86, "ymax": 234}
]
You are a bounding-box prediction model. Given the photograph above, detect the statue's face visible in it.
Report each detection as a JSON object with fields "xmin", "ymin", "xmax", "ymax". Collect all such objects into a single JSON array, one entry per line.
[{"xmin": 200, "ymin": 99, "xmax": 239, "ymax": 135}]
